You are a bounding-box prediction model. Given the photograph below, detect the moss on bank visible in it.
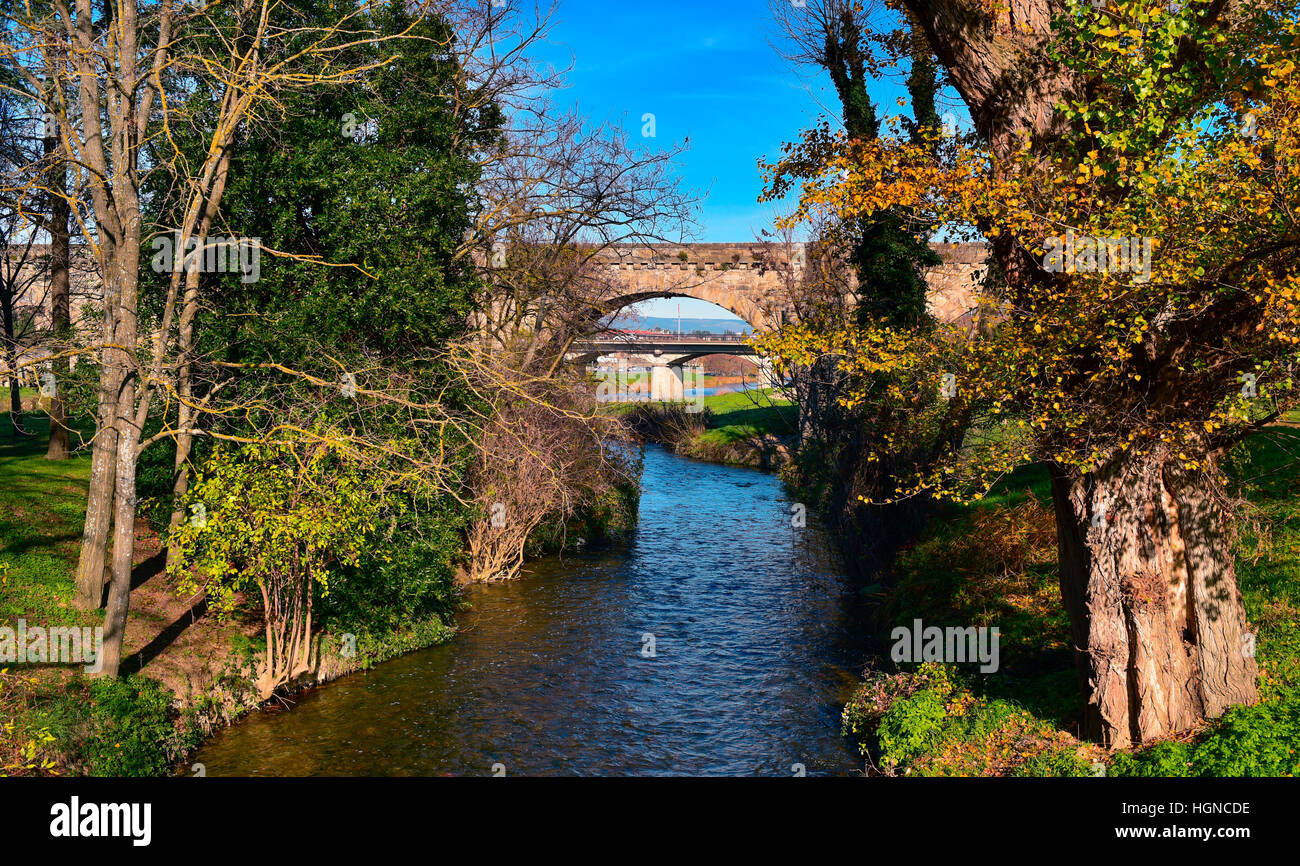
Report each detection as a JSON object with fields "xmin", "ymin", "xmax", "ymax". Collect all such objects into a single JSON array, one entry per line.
[{"xmin": 841, "ymin": 427, "xmax": 1300, "ymax": 776}]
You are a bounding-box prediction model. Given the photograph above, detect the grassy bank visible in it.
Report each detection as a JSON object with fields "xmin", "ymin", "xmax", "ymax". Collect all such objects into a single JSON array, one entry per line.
[
  {"xmin": 841, "ymin": 426, "xmax": 1300, "ymax": 776},
  {"xmin": 617, "ymin": 388, "xmax": 796, "ymax": 469},
  {"xmin": 0, "ymin": 412, "xmax": 457, "ymax": 776}
]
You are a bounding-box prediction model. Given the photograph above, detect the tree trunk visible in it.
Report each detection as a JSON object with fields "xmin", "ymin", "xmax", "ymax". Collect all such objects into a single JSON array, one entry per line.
[
  {"xmin": 45, "ymin": 114, "xmax": 72, "ymax": 460},
  {"xmin": 1050, "ymin": 448, "xmax": 1258, "ymax": 748},
  {"xmin": 72, "ymin": 308, "xmax": 119, "ymax": 609},
  {"xmin": 165, "ymin": 147, "xmax": 231, "ymax": 566},
  {"xmin": 164, "ymin": 274, "xmax": 198, "ymax": 570},
  {"xmin": 98, "ymin": 374, "xmax": 139, "ymax": 678},
  {"xmin": 94, "ymin": 187, "xmax": 143, "ymax": 672},
  {"xmin": 2, "ymin": 310, "xmax": 21, "ymax": 435}
]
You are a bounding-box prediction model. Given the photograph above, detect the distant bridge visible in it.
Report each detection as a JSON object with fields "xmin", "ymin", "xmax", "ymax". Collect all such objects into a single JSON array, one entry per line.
[
  {"xmin": 568, "ymin": 331, "xmax": 771, "ymax": 401},
  {"xmin": 530, "ymin": 241, "xmax": 985, "ymax": 405},
  {"xmin": 570, "ymin": 332, "xmax": 755, "ymax": 358}
]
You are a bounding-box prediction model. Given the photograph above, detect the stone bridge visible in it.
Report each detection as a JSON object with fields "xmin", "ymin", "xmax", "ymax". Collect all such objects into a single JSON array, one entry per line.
[
  {"xmin": 577, "ymin": 241, "xmax": 987, "ymax": 401},
  {"xmin": 589, "ymin": 241, "xmax": 988, "ymax": 332}
]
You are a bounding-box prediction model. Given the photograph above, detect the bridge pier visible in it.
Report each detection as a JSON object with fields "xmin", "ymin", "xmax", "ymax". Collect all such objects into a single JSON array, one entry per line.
[
  {"xmin": 650, "ymin": 358, "xmax": 685, "ymax": 402},
  {"xmin": 569, "ymin": 336, "xmax": 775, "ymax": 406}
]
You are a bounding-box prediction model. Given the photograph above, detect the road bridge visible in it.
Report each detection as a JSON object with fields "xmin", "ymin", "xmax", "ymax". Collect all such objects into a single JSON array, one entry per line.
[{"xmin": 568, "ymin": 333, "xmax": 768, "ymax": 401}]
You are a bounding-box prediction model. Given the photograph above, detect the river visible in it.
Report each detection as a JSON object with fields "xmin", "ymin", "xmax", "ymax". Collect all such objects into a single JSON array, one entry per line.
[{"xmin": 192, "ymin": 444, "xmax": 874, "ymax": 776}]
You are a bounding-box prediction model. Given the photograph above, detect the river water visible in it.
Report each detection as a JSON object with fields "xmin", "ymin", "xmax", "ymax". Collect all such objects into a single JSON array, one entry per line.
[{"xmin": 193, "ymin": 445, "xmax": 873, "ymax": 776}]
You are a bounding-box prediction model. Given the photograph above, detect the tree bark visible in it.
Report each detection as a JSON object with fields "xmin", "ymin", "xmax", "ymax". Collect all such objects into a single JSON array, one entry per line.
[
  {"xmin": 72, "ymin": 276, "xmax": 119, "ymax": 609},
  {"xmin": 1, "ymin": 296, "xmax": 22, "ymax": 434},
  {"xmin": 1050, "ymin": 449, "xmax": 1257, "ymax": 748},
  {"xmin": 164, "ymin": 270, "xmax": 200, "ymax": 568},
  {"xmin": 93, "ymin": 142, "xmax": 144, "ymax": 670},
  {"xmin": 99, "ymin": 372, "xmax": 139, "ymax": 678},
  {"xmin": 165, "ymin": 150, "xmax": 231, "ymax": 567},
  {"xmin": 95, "ymin": 229, "xmax": 142, "ymax": 674},
  {"xmin": 44, "ymin": 111, "xmax": 72, "ymax": 460},
  {"xmin": 71, "ymin": 0, "xmax": 124, "ymax": 611}
]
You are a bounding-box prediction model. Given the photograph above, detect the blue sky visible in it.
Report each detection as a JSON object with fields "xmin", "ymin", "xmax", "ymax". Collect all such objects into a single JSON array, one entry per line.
[{"xmin": 530, "ymin": 0, "xmax": 918, "ymax": 317}]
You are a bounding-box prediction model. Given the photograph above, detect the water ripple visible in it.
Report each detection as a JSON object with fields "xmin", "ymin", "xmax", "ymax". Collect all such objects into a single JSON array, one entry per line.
[{"xmin": 194, "ymin": 445, "xmax": 872, "ymax": 777}]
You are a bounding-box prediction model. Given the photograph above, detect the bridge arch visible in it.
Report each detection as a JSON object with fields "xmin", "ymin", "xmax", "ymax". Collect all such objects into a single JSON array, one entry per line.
[
  {"xmin": 587, "ymin": 244, "xmax": 805, "ymax": 333},
  {"xmin": 596, "ymin": 289, "xmax": 771, "ymax": 333},
  {"xmin": 587, "ymin": 241, "xmax": 989, "ymax": 333}
]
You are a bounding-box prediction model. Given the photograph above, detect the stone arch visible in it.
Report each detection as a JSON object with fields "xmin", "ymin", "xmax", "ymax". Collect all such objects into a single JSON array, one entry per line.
[{"xmin": 596, "ymin": 290, "xmax": 769, "ymax": 333}]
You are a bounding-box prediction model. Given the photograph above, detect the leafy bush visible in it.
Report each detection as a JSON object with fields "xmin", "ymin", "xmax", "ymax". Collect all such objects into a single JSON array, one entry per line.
[
  {"xmin": 527, "ymin": 478, "xmax": 640, "ymax": 556},
  {"xmin": 843, "ymin": 663, "xmax": 1093, "ymax": 776},
  {"xmin": 81, "ymin": 676, "xmax": 194, "ymax": 777},
  {"xmin": 1111, "ymin": 690, "xmax": 1300, "ymax": 777},
  {"xmin": 321, "ymin": 518, "xmax": 464, "ymax": 638},
  {"xmin": 877, "ymin": 687, "xmax": 949, "ymax": 766},
  {"xmin": 1192, "ymin": 697, "xmax": 1300, "ymax": 776},
  {"xmin": 1013, "ymin": 746, "xmax": 1093, "ymax": 777},
  {"xmin": 169, "ymin": 439, "xmax": 387, "ymax": 697},
  {"xmin": 1108, "ymin": 741, "xmax": 1195, "ymax": 777}
]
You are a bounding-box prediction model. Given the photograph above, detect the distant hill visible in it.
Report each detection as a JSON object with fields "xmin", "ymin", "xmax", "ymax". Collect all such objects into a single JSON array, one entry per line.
[{"xmin": 609, "ymin": 314, "xmax": 752, "ymax": 335}]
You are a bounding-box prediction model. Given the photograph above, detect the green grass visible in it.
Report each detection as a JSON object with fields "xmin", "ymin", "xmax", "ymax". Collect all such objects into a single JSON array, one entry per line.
[
  {"xmin": 0, "ymin": 412, "xmax": 98, "ymax": 627},
  {"xmin": 603, "ymin": 387, "xmax": 796, "ymax": 440},
  {"xmin": 696, "ymin": 388, "xmax": 795, "ymax": 438}
]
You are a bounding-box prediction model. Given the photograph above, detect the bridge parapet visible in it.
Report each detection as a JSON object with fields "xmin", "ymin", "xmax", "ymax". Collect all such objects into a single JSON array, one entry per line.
[{"xmin": 592, "ymin": 243, "xmax": 794, "ymax": 271}]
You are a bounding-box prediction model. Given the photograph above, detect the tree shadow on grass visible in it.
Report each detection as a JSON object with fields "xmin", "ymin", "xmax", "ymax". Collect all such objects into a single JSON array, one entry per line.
[
  {"xmin": 120, "ymin": 593, "xmax": 208, "ymax": 675},
  {"xmin": 876, "ymin": 473, "xmax": 1084, "ymax": 731}
]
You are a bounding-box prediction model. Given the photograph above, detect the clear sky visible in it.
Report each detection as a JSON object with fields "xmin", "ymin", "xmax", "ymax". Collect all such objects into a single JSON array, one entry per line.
[{"xmin": 529, "ymin": 0, "xmax": 917, "ymax": 318}]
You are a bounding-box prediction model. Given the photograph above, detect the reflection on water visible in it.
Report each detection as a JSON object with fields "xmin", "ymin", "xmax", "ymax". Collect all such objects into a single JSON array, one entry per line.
[{"xmin": 193, "ymin": 445, "xmax": 873, "ymax": 776}]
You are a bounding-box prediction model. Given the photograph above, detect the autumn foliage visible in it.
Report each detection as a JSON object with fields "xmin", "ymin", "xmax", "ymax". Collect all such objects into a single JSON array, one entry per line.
[{"xmin": 762, "ymin": 0, "xmax": 1300, "ymax": 746}]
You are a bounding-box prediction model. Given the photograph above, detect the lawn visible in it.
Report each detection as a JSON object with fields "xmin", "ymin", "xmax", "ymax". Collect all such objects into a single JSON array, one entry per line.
[
  {"xmin": 696, "ymin": 388, "xmax": 795, "ymax": 440},
  {"xmin": 0, "ymin": 412, "xmax": 98, "ymax": 628}
]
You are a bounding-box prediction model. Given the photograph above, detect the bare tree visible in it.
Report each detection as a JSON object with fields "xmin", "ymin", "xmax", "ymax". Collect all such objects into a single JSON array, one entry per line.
[{"xmin": 0, "ymin": 223, "xmax": 46, "ymax": 434}]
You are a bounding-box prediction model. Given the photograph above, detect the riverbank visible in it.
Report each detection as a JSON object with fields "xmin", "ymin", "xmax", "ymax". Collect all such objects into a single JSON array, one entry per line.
[
  {"xmin": 0, "ymin": 412, "xmax": 458, "ymax": 776},
  {"xmin": 618, "ymin": 388, "xmax": 795, "ymax": 470},
  {"xmin": 841, "ymin": 424, "xmax": 1300, "ymax": 776}
]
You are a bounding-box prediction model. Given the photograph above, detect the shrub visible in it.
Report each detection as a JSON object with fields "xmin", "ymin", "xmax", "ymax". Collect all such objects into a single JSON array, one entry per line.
[
  {"xmin": 1110, "ymin": 689, "xmax": 1300, "ymax": 777},
  {"xmin": 877, "ymin": 687, "xmax": 949, "ymax": 767},
  {"xmin": 1108, "ymin": 741, "xmax": 1195, "ymax": 777},
  {"xmin": 843, "ymin": 663, "xmax": 1093, "ymax": 776},
  {"xmin": 169, "ymin": 439, "xmax": 386, "ymax": 698},
  {"xmin": 81, "ymin": 676, "xmax": 193, "ymax": 777}
]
